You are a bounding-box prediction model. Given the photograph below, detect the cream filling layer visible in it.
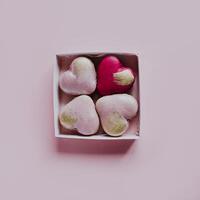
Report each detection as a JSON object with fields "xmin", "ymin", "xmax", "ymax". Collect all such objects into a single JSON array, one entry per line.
[{"xmin": 113, "ymin": 69, "xmax": 134, "ymax": 86}]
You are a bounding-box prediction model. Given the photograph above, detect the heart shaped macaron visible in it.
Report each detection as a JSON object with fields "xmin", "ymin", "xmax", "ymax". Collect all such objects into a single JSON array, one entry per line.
[
  {"xmin": 59, "ymin": 95, "xmax": 99, "ymax": 135},
  {"xmin": 59, "ymin": 57, "xmax": 96, "ymax": 95},
  {"xmin": 97, "ymin": 56, "xmax": 135, "ymax": 95},
  {"xmin": 96, "ymin": 94, "xmax": 138, "ymax": 137}
]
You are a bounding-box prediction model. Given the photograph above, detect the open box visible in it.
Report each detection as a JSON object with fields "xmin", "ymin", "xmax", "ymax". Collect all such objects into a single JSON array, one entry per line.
[{"xmin": 53, "ymin": 53, "xmax": 140, "ymax": 140}]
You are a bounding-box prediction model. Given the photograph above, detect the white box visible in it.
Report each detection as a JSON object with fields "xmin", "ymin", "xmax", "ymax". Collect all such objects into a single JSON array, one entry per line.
[{"xmin": 53, "ymin": 53, "xmax": 140, "ymax": 140}]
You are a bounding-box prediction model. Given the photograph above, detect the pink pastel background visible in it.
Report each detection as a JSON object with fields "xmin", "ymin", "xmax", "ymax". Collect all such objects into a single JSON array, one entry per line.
[{"xmin": 0, "ymin": 0, "xmax": 200, "ymax": 199}]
